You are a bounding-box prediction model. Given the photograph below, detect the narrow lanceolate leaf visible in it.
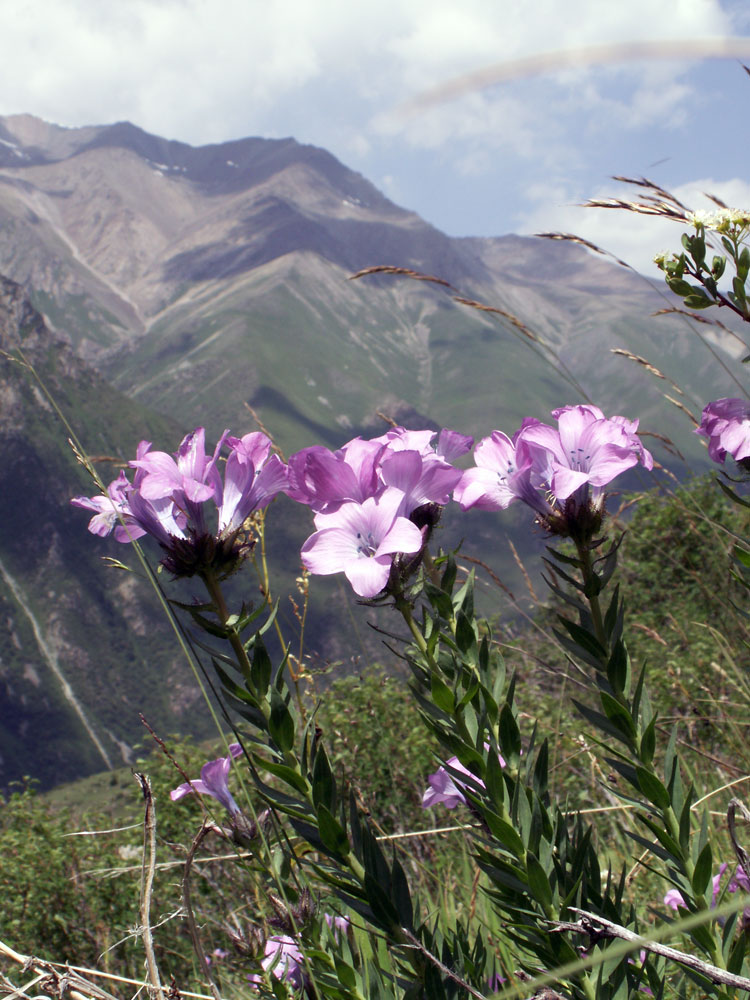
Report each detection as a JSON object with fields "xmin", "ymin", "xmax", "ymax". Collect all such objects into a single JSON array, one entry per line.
[
  {"xmin": 639, "ymin": 717, "xmax": 657, "ymax": 766},
  {"xmin": 482, "ymin": 809, "xmax": 526, "ymax": 858},
  {"xmin": 635, "ymin": 766, "xmax": 671, "ymax": 811},
  {"xmin": 250, "ymin": 638, "xmax": 272, "ymax": 697},
  {"xmin": 606, "ymin": 640, "xmax": 630, "ymax": 697},
  {"xmin": 269, "ymin": 687, "xmax": 295, "ymax": 751},
  {"xmin": 599, "ymin": 692, "xmax": 637, "ymax": 742},
  {"xmin": 573, "ymin": 700, "xmax": 634, "ymax": 746},
  {"xmin": 430, "ymin": 673, "xmax": 455, "ymax": 714},
  {"xmin": 499, "ymin": 703, "xmax": 522, "ymax": 767},
  {"xmin": 317, "ymin": 804, "xmax": 350, "ymax": 857},
  {"xmin": 312, "ymin": 744, "xmax": 335, "ymax": 814},
  {"xmin": 391, "ymin": 856, "xmax": 414, "ymax": 929},
  {"xmin": 455, "ymin": 610, "xmax": 478, "ymax": 663},
  {"xmin": 526, "ymin": 851, "xmax": 553, "ymax": 908},
  {"xmin": 692, "ymin": 841, "xmax": 713, "ymax": 897},
  {"xmin": 255, "ymin": 758, "xmax": 309, "ymax": 796},
  {"xmin": 558, "ymin": 617, "xmax": 608, "ymax": 662}
]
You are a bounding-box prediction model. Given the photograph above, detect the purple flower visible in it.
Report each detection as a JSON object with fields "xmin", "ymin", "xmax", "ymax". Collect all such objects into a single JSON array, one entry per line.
[
  {"xmin": 729, "ymin": 867, "xmax": 750, "ymax": 894},
  {"xmin": 664, "ymin": 863, "xmax": 729, "ymax": 911},
  {"xmin": 422, "ymin": 751, "xmax": 505, "ymax": 809},
  {"xmin": 324, "ymin": 913, "xmax": 351, "ymax": 937},
  {"xmin": 380, "ymin": 449, "xmax": 464, "ymax": 516},
  {"xmin": 301, "ymin": 488, "xmax": 423, "ymax": 598},
  {"xmin": 71, "ymin": 471, "xmax": 143, "ymax": 541},
  {"xmin": 373, "ymin": 426, "xmax": 473, "ymax": 463},
  {"xmin": 218, "ymin": 432, "xmax": 288, "ymax": 534},
  {"xmin": 522, "ymin": 404, "xmax": 653, "ymax": 505},
  {"xmin": 248, "ymin": 935, "xmax": 305, "ymax": 990},
  {"xmin": 455, "ymin": 405, "xmax": 653, "ymax": 539},
  {"xmin": 453, "ymin": 430, "xmax": 556, "ymax": 518},
  {"xmin": 72, "ymin": 429, "xmax": 288, "ymax": 577},
  {"xmin": 288, "ymin": 426, "xmax": 470, "ymax": 595},
  {"xmin": 696, "ymin": 398, "xmax": 750, "ymax": 464},
  {"xmin": 170, "ymin": 743, "xmax": 244, "ymax": 816},
  {"xmin": 286, "ymin": 438, "xmax": 385, "ymax": 511}
]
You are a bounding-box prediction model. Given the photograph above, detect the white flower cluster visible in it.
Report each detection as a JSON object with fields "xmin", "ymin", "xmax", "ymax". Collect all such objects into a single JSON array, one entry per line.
[
  {"xmin": 653, "ymin": 250, "xmax": 677, "ymax": 266},
  {"xmin": 686, "ymin": 208, "xmax": 750, "ymax": 233}
]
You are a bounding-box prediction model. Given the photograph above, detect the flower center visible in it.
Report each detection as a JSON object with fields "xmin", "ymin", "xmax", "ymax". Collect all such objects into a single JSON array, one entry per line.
[
  {"xmin": 497, "ymin": 460, "xmax": 516, "ymax": 484},
  {"xmin": 569, "ymin": 447, "xmax": 591, "ymax": 470},
  {"xmin": 356, "ymin": 531, "xmax": 377, "ymax": 558}
]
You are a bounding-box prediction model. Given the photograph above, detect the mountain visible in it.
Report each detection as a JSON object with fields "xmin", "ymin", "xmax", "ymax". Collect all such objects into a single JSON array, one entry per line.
[
  {"xmin": 0, "ymin": 275, "xmax": 226, "ymax": 789},
  {"xmin": 0, "ymin": 114, "xmax": 738, "ymax": 453},
  {"xmin": 0, "ymin": 114, "xmax": 741, "ymax": 789}
]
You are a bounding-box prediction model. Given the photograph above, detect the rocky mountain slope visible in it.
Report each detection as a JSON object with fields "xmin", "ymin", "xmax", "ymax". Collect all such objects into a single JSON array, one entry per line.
[
  {"xmin": 0, "ymin": 114, "xmax": 736, "ymax": 455},
  {"xmin": 0, "ymin": 276, "xmax": 222, "ymax": 789}
]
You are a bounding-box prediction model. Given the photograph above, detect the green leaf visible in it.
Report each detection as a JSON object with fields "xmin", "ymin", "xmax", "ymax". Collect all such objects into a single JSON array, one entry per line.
[
  {"xmin": 485, "ymin": 746, "xmax": 507, "ymax": 809},
  {"xmin": 553, "ymin": 629, "xmax": 606, "ymax": 670},
  {"xmin": 557, "ymin": 617, "xmax": 608, "ymax": 664},
  {"xmin": 333, "ymin": 958, "xmax": 357, "ymax": 990},
  {"xmin": 636, "ymin": 766, "xmax": 671, "ymax": 810},
  {"xmin": 533, "ymin": 738, "xmax": 549, "ymax": 799},
  {"xmin": 603, "ymin": 585, "xmax": 623, "ymax": 643},
  {"xmin": 711, "ymin": 255, "xmax": 726, "ymax": 278},
  {"xmin": 430, "ymin": 673, "xmax": 455, "ymax": 713},
  {"xmin": 269, "ymin": 687, "xmax": 295, "ymax": 752},
  {"xmin": 665, "ymin": 277, "xmax": 695, "ymax": 297},
  {"xmin": 391, "ymin": 856, "xmax": 414, "ymax": 929},
  {"xmin": 317, "ymin": 803, "xmax": 350, "ymax": 857},
  {"xmin": 455, "ymin": 610, "xmax": 478, "ymax": 664},
  {"xmin": 250, "ymin": 638, "xmax": 272, "ymax": 697},
  {"xmin": 363, "ymin": 873, "xmax": 399, "ymax": 931},
  {"xmin": 573, "ymin": 699, "xmax": 634, "ymax": 745},
  {"xmin": 683, "ymin": 293, "xmax": 714, "ymax": 309},
  {"xmin": 692, "ymin": 841, "xmax": 713, "ymax": 897},
  {"xmin": 424, "ymin": 581, "xmax": 453, "ymax": 620},
  {"xmin": 606, "ymin": 640, "xmax": 630, "ymax": 697},
  {"xmin": 312, "ymin": 744, "xmax": 335, "ymax": 813},
  {"xmin": 526, "ymin": 851, "xmax": 553, "ymax": 907},
  {"xmin": 255, "ymin": 758, "xmax": 309, "ymax": 796},
  {"xmin": 499, "ymin": 703, "xmax": 522, "ymax": 767},
  {"xmin": 440, "ymin": 552, "xmax": 457, "ymax": 594},
  {"xmin": 727, "ymin": 930, "xmax": 746, "ymax": 975},
  {"xmin": 600, "ymin": 692, "xmax": 637, "ymax": 741},
  {"xmin": 482, "ymin": 809, "xmax": 526, "ymax": 858},
  {"xmin": 640, "ymin": 717, "xmax": 657, "ymax": 766}
]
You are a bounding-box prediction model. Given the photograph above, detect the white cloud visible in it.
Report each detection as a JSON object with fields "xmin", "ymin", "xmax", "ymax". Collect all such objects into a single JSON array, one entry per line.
[
  {"xmin": 0, "ymin": 0, "xmax": 745, "ymax": 256},
  {"xmin": 0, "ymin": 0, "xmax": 735, "ymax": 145}
]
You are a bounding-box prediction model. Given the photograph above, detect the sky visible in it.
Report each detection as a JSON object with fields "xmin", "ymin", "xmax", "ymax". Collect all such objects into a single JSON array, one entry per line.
[{"xmin": 3, "ymin": 0, "xmax": 750, "ymax": 273}]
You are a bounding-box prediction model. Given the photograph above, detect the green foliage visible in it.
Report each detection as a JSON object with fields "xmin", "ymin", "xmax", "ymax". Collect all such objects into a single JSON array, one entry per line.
[
  {"xmin": 314, "ymin": 668, "xmax": 438, "ymax": 832},
  {"xmin": 508, "ymin": 477, "xmax": 750, "ymax": 758},
  {"xmin": 0, "ymin": 780, "xmax": 140, "ymax": 971}
]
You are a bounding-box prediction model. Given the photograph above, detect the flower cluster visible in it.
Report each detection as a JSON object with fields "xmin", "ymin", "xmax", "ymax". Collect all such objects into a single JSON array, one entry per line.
[
  {"xmin": 287, "ymin": 426, "xmax": 472, "ymax": 598},
  {"xmin": 454, "ymin": 405, "xmax": 653, "ymax": 541},
  {"xmin": 73, "ymin": 408, "xmax": 652, "ymax": 596},
  {"xmin": 687, "ymin": 208, "xmax": 750, "ymax": 234},
  {"xmin": 71, "ymin": 428, "xmax": 288, "ymax": 578},
  {"xmin": 697, "ymin": 398, "xmax": 750, "ymax": 467}
]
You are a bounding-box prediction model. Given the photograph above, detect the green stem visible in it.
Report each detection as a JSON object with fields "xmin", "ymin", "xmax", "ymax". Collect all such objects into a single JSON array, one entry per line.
[
  {"xmin": 575, "ymin": 541, "xmax": 607, "ymax": 651},
  {"xmin": 200, "ymin": 569, "xmax": 368, "ymax": 885}
]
